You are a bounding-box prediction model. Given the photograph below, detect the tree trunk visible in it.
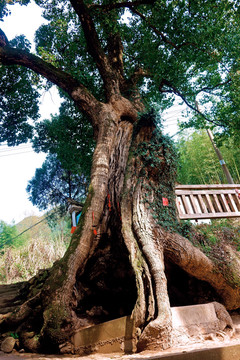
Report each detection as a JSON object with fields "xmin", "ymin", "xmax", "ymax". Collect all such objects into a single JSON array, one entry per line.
[{"xmin": 1, "ymin": 103, "xmax": 240, "ymax": 354}]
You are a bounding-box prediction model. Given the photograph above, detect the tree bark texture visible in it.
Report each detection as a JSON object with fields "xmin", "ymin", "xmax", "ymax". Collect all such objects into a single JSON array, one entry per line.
[
  {"xmin": 0, "ymin": 4, "xmax": 240, "ymax": 352},
  {"xmin": 1, "ymin": 102, "xmax": 240, "ymax": 354}
]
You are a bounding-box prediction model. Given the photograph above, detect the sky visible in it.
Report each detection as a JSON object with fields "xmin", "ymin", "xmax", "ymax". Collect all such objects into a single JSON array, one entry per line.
[
  {"xmin": 0, "ymin": 1, "xmax": 184, "ymax": 225},
  {"xmin": 0, "ymin": 2, "xmax": 60, "ymax": 224}
]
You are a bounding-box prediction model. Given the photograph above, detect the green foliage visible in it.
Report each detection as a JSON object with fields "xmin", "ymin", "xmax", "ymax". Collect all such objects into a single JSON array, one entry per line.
[
  {"xmin": 0, "ymin": 36, "xmax": 40, "ymax": 145},
  {"xmin": 177, "ymin": 130, "xmax": 240, "ymax": 184},
  {"xmin": 0, "ymin": 220, "xmax": 27, "ymax": 250},
  {"xmin": 28, "ymin": 100, "xmax": 94, "ymax": 211},
  {"xmin": 180, "ymin": 219, "xmax": 240, "ymax": 257},
  {"xmin": 178, "ymin": 220, "xmax": 193, "ymax": 239},
  {"xmin": 33, "ymin": 100, "xmax": 94, "ymax": 176},
  {"xmin": 0, "ymin": 0, "xmax": 239, "ymax": 226},
  {"xmin": 0, "ymin": 221, "xmax": 17, "ymax": 249},
  {"xmin": 178, "ymin": 1, "xmax": 240, "ymax": 141},
  {"xmin": 1, "ymin": 0, "xmax": 239, "ymax": 142},
  {"xmin": 27, "ymin": 153, "xmax": 88, "ymax": 211},
  {"xmin": 47, "ymin": 213, "xmax": 71, "ymax": 244},
  {"xmin": 132, "ymin": 111, "xmax": 179, "ymax": 232},
  {"xmin": 34, "ymin": 3, "xmax": 104, "ymax": 100},
  {"xmin": 125, "ymin": 1, "xmax": 239, "ymax": 122}
]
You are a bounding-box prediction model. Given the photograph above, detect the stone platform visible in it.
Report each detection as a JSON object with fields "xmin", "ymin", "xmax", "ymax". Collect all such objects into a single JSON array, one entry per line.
[
  {"xmin": 171, "ymin": 302, "xmax": 233, "ymax": 346},
  {"xmin": 68, "ymin": 302, "xmax": 233, "ymax": 355},
  {"xmin": 71, "ymin": 315, "xmax": 135, "ymax": 354}
]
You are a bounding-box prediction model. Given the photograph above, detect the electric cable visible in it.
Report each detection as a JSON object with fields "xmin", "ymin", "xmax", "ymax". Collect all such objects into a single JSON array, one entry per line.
[{"xmin": 4, "ymin": 209, "xmax": 59, "ymax": 243}]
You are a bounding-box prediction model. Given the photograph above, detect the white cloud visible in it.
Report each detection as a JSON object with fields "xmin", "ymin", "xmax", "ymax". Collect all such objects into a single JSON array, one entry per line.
[
  {"xmin": 1, "ymin": 1, "xmax": 46, "ymax": 47},
  {"xmin": 0, "ymin": 2, "xmax": 61, "ymax": 224}
]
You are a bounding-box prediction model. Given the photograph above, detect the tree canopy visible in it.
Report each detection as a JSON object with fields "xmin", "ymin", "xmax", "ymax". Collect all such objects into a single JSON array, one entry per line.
[
  {"xmin": 27, "ymin": 99, "xmax": 94, "ymax": 209},
  {"xmin": 26, "ymin": 153, "xmax": 88, "ymax": 211},
  {"xmin": 0, "ymin": 0, "xmax": 239, "ymax": 145},
  {"xmin": 0, "ymin": 35, "xmax": 40, "ymax": 145},
  {"xmin": 32, "ymin": 99, "xmax": 94, "ymax": 176},
  {"xmin": 1, "ymin": 0, "xmax": 240, "ymax": 355}
]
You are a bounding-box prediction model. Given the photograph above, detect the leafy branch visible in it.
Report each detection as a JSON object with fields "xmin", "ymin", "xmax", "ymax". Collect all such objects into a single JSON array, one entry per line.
[
  {"xmin": 159, "ymin": 78, "xmax": 221, "ymax": 127},
  {"xmin": 128, "ymin": 7, "xmax": 196, "ymax": 50}
]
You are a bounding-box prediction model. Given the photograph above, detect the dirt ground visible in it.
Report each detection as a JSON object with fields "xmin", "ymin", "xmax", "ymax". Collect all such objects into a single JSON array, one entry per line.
[
  {"xmin": 2, "ymin": 331, "xmax": 240, "ymax": 360},
  {"xmin": 1, "ymin": 314, "xmax": 240, "ymax": 360}
]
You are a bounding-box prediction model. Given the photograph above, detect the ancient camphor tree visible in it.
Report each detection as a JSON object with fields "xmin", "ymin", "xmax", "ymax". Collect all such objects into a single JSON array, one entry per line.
[{"xmin": 0, "ymin": 0, "xmax": 240, "ymax": 353}]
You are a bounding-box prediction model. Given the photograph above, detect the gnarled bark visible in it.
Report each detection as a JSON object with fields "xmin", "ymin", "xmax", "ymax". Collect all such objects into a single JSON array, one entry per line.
[
  {"xmin": 0, "ymin": 0, "xmax": 239, "ymax": 355},
  {"xmin": 1, "ymin": 107, "xmax": 240, "ymax": 354}
]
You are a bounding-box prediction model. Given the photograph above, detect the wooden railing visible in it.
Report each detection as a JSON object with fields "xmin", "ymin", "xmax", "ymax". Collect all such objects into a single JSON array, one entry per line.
[{"xmin": 175, "ymin": 184, "xmax": 240, "ymax": 220}]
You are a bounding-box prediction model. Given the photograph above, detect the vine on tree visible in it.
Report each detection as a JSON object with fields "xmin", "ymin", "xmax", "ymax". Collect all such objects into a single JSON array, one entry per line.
[{"xmin": 131, "ymin": 111, "xmax": 179, "ymax": 232}]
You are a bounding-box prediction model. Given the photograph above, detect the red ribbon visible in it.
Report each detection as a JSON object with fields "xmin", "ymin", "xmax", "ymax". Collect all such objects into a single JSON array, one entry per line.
[
  {"xmin": 107, "ymin": 193, "xmax": 111, "ymax": 211},
  {"xmin": 71, "ymin": 226, "xmax": 76, "ymax": 234},
  {"xmin": 92, "ymin": 211, "xmax": 97, "ymax": 235}
]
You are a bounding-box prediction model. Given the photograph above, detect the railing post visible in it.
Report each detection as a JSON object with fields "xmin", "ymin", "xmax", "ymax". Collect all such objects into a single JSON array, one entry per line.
[{"xmin": 195, "ymin": 100, "xmax": 234, "ymax": 185}]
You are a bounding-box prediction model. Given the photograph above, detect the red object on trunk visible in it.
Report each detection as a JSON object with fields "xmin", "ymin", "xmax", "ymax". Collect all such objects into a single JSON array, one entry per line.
[
  {"xmin": 162, "ymin": 197, "xmax": 169, "ymax": 206},
  {"xmin": 107, "ymin": 193, "xmax": 111, "ymax": 211},
  {"xmin": 71, "ymin": 226, "xmax": 76, "ymax": 234}
]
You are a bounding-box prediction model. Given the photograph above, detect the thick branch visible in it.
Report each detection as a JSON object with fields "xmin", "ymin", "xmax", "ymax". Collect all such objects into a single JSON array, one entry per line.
[
  {"xmin": 124, "ymin": 67, "xmax": 150, "ymax": 91},
  {"xmin": 196, "ymin": 79, "xmax": 232, "ymax": 95},
  {"xmin": 0, "ymin": 43, "xmax": 100, "ymax": 121},
  {"xmin": 107, "ymin": 33, "xmax": 124, "ymax": 79},
  {"xmin": 0, "ymin": 45, "xmax": 75, "ymax": 93},
  {"xmin": 69, "ymin": 0, "xmax": 120, "ymax": 99}
]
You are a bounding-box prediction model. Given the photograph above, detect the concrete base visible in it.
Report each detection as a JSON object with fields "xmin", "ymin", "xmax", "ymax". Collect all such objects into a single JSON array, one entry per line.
[
  {"xmin": 172, "ymin": 303, "xmax": 218, "ymax": 328},
  {"xmin": 71, "ymin": 315, "xmax": 135, "ymax": 355},
  {"xmin": 70, "ymin": 302, "xmax": 232, "ymax": 355},
  {"xmin": 171, "ymin": 303, "xmax": 232, "ymax": 346}
]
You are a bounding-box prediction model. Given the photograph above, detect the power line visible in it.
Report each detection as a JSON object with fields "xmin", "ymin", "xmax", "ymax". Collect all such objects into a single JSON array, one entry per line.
[
  {"xmin": 0, "ymin": 150, "xmax": 38, "ymax": 158},
  {"xmin": 163, "ymin": 117, "xmax": 184, "ymax": 123},
  {"xmin": 0, "ymin": 144, "xmax": 35, "ymax": 153},
  {"xmin": 6, "ymin": 210, "xmax": 58, "ymax": 243},
  {"xmin": 163, "ymin": 118, "xmax": 185, "ymax": 124},
  {"xmin": 0, "ymin": 143, "xmax": 47, "ymax": 158},
  {"xmin": 165, "ymin": 112, "xmax": 185, "ymax": 119},
  {"xmin": 0, "ymin": 144, "xmax": 32, "ymax": 150},
  {"xmin": 164, "ymin": 120, "xmax": 182, "ymax": 125},
  {"xmin": 0, "ymin": 147, "xmax": 34, "ymax": 155},
  {"xmin": 170, "ymin": 128, "xmax": 186, "ymax": 138},
  {"xmin": 0, "ymin": 142, "xmax": 33, "ymax": 147}
]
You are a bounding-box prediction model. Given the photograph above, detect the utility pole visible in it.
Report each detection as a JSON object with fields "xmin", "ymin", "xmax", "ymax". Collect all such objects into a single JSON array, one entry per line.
[{"xmin": 195, "ymin": 101, "xmax": 234, "ymax": 184}]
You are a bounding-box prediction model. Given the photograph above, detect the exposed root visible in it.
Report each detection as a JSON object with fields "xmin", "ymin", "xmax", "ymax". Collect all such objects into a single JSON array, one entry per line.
[{"xmin": 137, "ymin": 320, "xmax": 172, "ymax": 351}]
